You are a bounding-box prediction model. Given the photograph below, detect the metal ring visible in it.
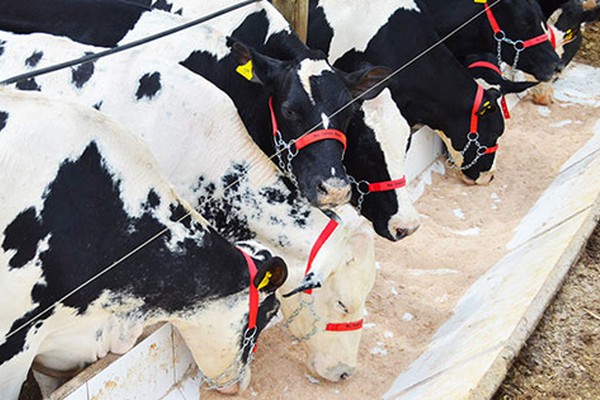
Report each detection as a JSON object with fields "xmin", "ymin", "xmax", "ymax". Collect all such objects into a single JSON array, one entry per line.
[
  {"xmin": 477, "ymin": 146, "xmax": 488, "ymax": 156},
  {"xmin": 513, "ymin": 40, "xmax": 525, "ymax": 51},
  {"xmin": 467, "ymin": 132, "xmax": 479, "ymax": 141},
  {"xmin": 288, "ymin": 139, "xmax": 299, "ymax": 157},
  {"xmin": 355, "ymin": 180, "xmax": 370, "ymax": 195},
  {"xmin": 494, "ymin": 30, "xmax": 506, "ymax": 41}
]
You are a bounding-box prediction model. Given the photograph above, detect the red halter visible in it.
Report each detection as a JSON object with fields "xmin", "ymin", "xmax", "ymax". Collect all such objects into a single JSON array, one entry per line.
[
  {"xmin": 268, "ymin": 97, "xmax": 347, "ymax": 152},
  {"xmin": 238, "ymin": 249, "xmax": 259, "ymax": 331},
  {"xmin": 302, "ymin": 219, "xmax": 364, "ymax": 332},
  {"xmin": 470, "ymin": 85, "xmax": 498, "ymax": 155},
  {"xmin": 367, "ymin": 176, "xmax": 407, "ymax": 193},
  {"xmin": 467, "ymin": 60, "xmax": 511, "ymax": 119},
  {"xmin": 484, "ymin": 3, "xmax": 550, "ymax": 50}
]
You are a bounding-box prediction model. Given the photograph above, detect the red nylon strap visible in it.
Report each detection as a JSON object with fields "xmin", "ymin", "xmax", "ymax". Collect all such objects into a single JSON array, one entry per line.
[
  {"xmin": 294, "ymin": 129, "xmax": 347, "ymax": 152},
  {"xmin": 467, "ymin": 61, "xmax": 502, "ymax": 75},
  {"xmin": 484, "ymin": 3, "xmax": 501, "ymax": 34},
  {"xmin": 470, "ymin": 85, "xmax": 485, "ymax": 133},
  {"xmin": 268, "ymin": 97, "xmax": 347, "ymax": 151},
  {"xmin": 304, "ymin": 219, "xmax": 339, "ymax": 295},
  {"xmin": 239, "ymin": 249, "xmax": 259, "ymax": 330},
  {"xmin": 500, "ymin": 96, "xmax": 510, "ymax": 119},
  {"xmin": 268, "ymin": 96, "xmax": 278, "ymax": 137},
  {"xmin": 521, "ymin": 33, "xmax": 551, "ymax": 49},
  {"xmin": 368, "ymin": 176, "xmax": 407, "ymax": 192},
  {"xmin": 549, "ymin": 26, "xmax": 557, "ymax": 50},
  {"xmin": 467, "ymin": 61, "xmax": 511, "ymax": 119},
  {"xmin": 484, "ymin": 145, "xmax": 499, "ymax": 154},
  {"xmin": 326, "ymin": 320, "xmax": 364, "ymax": 332}
]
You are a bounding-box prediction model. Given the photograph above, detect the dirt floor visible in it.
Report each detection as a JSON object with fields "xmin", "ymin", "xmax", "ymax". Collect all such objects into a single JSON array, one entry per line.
[
  {"xmin": 18, "ymin": 20, "xmax": 600, "ymax": 400},
  {"xmin": 493, "ymin": 20, "xmax": 600, "ymax": 400}
]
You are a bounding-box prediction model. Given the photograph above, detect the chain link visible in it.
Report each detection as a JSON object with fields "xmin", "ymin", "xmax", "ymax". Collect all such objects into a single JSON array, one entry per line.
[
  {"xmin": 274, "ymin": 130, "xmax": 299, "ymax": 188},
  {"xmin": 196, "ymin": 326, "xmax": 257, "ymax": 391},
  {"xmin": 446, "ymin": 132, "xmax": 491, "ymax": 171},
  {"xmin": 283, "ymin": 295, "xmax": 326, "ymax": 343},
  {"xmin": 347, "ymin": 175, "xmax": 370, "ymax": 213},
  {"xmin": 494, "ymin": 30, "xmax": 525, "ymax": 71}
]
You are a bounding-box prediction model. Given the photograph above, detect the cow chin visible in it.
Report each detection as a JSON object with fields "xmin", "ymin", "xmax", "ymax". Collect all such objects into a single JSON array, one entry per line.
[
  {"xmin": 460, "ymin": 170, "xmax": 495, "ymax": 185},
  {"xmin": 308, "ymin": 357, "xmax": 356, "ymax": 382},
  {"xmin": 215, "ymin": 369, "xmax": 250, "ymax": 395}
]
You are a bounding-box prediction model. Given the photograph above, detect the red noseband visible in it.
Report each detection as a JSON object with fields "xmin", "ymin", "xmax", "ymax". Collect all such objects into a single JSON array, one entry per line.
[{"xmin": 269, "ymin": 97, "xmax": 347, "ymax": 152}]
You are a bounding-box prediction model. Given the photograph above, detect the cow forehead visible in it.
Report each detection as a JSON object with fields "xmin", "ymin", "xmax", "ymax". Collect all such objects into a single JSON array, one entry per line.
[{"xmin": 297, "ymin": 59, "xmax": 334, "ymax": 105}]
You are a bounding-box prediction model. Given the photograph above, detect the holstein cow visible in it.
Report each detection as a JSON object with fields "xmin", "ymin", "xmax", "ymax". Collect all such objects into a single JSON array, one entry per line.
[
  {"xmin": 308, "ymin": 0, "xmax": 506, "ymax": 185},
  {"xmin": 0, "ymin": 87, "xmax": 289, "ymax": 399},
  {"xmin": 0, "ymin": 0, "xmax": 392, "ymax": 210},
  {"xmin": 532, "ymin": 0, "xmax": 600, "ymax": 104},
  {"xmin": 0, "ymin": 31, "xmax": 382, "ymax": 380},
  {"xmin": 421, "ymin": 0, "xmax": 563, "ymax": 82}
]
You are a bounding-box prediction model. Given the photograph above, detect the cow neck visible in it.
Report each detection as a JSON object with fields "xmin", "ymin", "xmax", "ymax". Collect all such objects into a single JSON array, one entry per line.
[
  {"xmin": 483, "ymin": 1, "xmax": 551, "ymax": 70},
  {"xmin": 466, "ymin": 60, "xmax": 511, "ymax": 119},
  {"xmin": 194, "ymin": 248, "xmax": 261, "ymax": 391},
  {"xmin": 269, "ymin": 96, "xmax": 347, "ymax": 186}
]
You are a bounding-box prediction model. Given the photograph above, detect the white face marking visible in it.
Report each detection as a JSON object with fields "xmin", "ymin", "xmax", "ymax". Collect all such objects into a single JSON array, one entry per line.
[
  {"xmin": 321, "ymin": 113, "xmax": 331, "ymax": 129},
  {"xmin": 331, "ymin": 167, "xmax": 336, "ymax": 176},
  {"xmin": 361, "ymin": 90, "xmax": 420, "ymax": 233},
  {"xmin": 298, "ymin": 59, "xmax": 332, "ymax": 105},
  {"xmin": 321, "ymin": 0, "xmax": 420, "ymax": 61}
]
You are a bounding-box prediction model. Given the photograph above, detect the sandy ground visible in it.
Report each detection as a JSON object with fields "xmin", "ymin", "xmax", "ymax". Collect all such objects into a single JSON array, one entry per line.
[{"xmin": 20, "ymin": 23, "xmax": 600, "ymax": 400}]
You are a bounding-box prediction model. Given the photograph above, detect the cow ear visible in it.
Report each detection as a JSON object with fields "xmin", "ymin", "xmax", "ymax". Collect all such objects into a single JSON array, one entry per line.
[
  {"xmin": 227, "ymin": 38, "xmax": 285, "ymax": 86},
  {"xmin": 340, "ymin": 65, "xmax": 394, "ymax": 101},
  {"xmin": 478, "ymin": 89, "xmax": 501, "ymax": 116},
  {"xmin": 499, "ymin": 79, "xmax": 539, "ymax": 94},
  {"xmin": 281, "ymin": 271, "xmax": 322, "ymax": 297},
  {"xmin": 254, "ymin": 256, "xmax": 288, "ymax": 293}
]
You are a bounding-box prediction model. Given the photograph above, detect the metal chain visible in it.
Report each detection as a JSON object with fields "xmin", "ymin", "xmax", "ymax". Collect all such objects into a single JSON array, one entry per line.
[
  {"xmin": 273, "ymin": 130, "xmax": 299, "ymax": 188},
  {"xmin": 347, "ymin": 175, "xmax": 370, "ymax": 213},
  {"xmin": 446, "ymin": 132, "xmax": 491, "ymax": 171},
  {"xmin": 283, "ymin": 295, "xmax": 325, "ymax": 343},
  {"xmin": 196, "ymin": 326, "xmax": 257, "ymax": 391},
  {"xmin": 493, "ymin": 31, "xmax": 525, "ymax": 71}
]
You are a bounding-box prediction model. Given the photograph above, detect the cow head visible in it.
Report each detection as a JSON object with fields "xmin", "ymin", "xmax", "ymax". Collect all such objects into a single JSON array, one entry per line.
[
  {"xmin": 491, "ymin": 0, "xmax": 563, "ymax": 81},
  {"xmin": 278, "ymin": 206, "xmax": 376, "ymax": 381},
  {"xmin": 170, "ymin": 242, "xmax": 287, "ymax": 393},
  {"xmin": 437, "ymin": 86, "xmax": 505, "ymax": 185},
  {"xmin": 339, "ymin": 66, "xmax": 421, "ymax": 241},
  {"xmin": 228, "ymin": 39, "xmax": 391, "ymax": 209},
  {"xmin": 549, "ymin": 0, "xmax": 600, "ymax": 65}
]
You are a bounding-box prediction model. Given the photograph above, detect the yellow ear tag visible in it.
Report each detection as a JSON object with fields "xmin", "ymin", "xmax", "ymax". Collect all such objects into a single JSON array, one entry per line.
[
  {"xmin": 257, "ymin": 271, "xmax": 272, "ymax": 290},
  {"xmin": 236, "ymin": 60, "xmax": 254, "ymax": 81},
  {"xmin": 479, "ymin": 101, "xmax": 492, "ymax": 116},
  {"xmin": 474, "ymin": 0, "xmax": 487, "ymax": 3}
]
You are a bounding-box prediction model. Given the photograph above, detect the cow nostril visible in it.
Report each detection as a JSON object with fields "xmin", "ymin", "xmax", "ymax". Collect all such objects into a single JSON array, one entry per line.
[
  {"xmin": 340, "ymin": 372, "xmax": 350, "ymax": 380},
  {"xmin": 317, "ymin": 182, "xmax": 328, "ymax": 196},
  {"xmin": 395, "ymin": 228, "xmax": 409, "ymax": 240}
]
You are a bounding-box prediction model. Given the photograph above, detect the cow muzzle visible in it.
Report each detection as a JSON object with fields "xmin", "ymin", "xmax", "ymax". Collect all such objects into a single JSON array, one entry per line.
[
  {"xmin": 310, "ymin": 361, "xmax": 356, "ymax": 382},
  {"xmin": 315, "ymin": 177, "xmax": 352, "ymax": 208}
]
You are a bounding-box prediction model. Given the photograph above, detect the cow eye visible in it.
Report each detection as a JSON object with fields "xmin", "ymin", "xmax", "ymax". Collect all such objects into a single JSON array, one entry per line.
[
  {"xmin": 336, "ymin": 300, "xmax": 349, "ymax": 314},
  {"xmin": 281, "ymin": 105, "xmax": 300, "ymax": 121}
]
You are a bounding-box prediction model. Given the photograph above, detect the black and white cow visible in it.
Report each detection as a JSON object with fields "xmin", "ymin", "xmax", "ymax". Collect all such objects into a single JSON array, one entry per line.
[
  {"xmin": 0, "ymin": 29, "xmax": 388, "ymax": 381},
  {"xmin": 308, "ymin": 0, "xmax": 506, "ymax": 185},
  {"xmin": 0, "ymin": 87, "xmax": 288, "ymax": 399},
  {"xmin": 0, "ymin": 0, "xmax": 390, "ymax": 209},
  {"xmin": 421, "ymin": 0, "xmax": 563, "ymax": 82}
]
